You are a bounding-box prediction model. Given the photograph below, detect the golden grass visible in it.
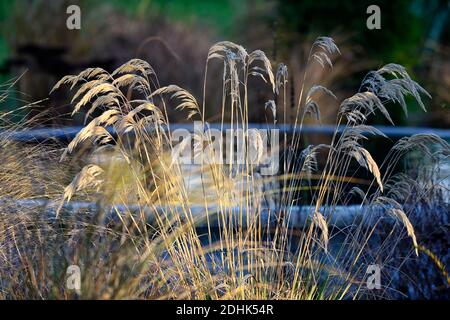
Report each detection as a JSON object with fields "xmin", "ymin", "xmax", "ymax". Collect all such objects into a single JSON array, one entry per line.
[{"xmin": 0, "ymin": 38, "xmax": 448, "ymax": 299}]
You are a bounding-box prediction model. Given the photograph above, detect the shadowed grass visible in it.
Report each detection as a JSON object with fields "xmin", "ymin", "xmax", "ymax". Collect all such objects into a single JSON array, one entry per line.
[{"xmin": 0, "ymin": 37, "xmax": 448, "ymax": 299}]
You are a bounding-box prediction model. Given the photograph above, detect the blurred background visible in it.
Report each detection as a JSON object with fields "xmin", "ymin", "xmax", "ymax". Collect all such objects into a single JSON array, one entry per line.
[{"xmin": 0, "ymin": 0, "xmax": 448, "ymax": 128}]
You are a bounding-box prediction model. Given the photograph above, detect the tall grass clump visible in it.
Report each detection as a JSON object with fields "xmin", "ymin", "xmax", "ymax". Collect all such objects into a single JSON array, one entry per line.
[{"xmin": 0, "ymin": 37, "xmax": 448, "ymax": 299}]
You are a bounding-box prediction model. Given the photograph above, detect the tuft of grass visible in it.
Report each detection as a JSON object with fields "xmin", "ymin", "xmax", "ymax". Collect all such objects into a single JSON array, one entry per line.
[{"xmin": 0, "ymin": 37, "xmax": 448, "ymax": 299}]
